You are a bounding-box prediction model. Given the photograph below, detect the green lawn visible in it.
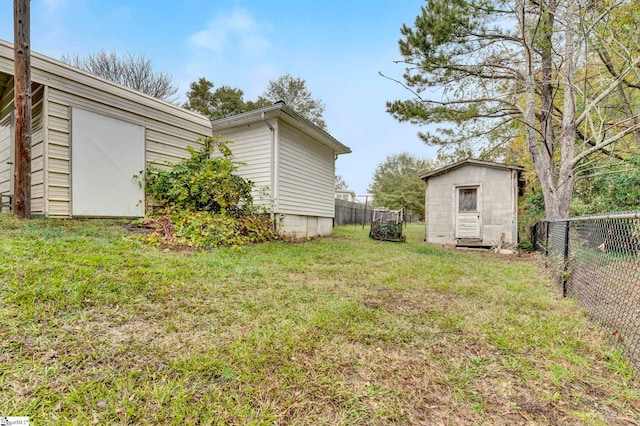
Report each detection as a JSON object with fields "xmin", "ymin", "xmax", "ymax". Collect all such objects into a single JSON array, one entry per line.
[{"xmin": 0, "ymin": 215, "xmax": 638, "ymax": 425}]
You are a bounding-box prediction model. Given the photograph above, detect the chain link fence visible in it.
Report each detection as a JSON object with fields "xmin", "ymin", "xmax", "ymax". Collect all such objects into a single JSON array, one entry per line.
[{"xmin": 532, "ymin": 213, "xmax": 640, "ymax": 373}]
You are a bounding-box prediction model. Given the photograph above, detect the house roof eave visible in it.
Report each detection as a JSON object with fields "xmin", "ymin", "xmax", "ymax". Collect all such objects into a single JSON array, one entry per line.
[
  {"xmin": 420, "ymin": 159, "xmax": 524, "ymax": 181},
  {"xmin": 210, "ymin": 102, "xmax": 352, "ymax": 155}
]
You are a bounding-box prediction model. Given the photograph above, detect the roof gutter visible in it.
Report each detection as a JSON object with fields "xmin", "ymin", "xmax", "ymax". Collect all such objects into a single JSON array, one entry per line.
[{"xmin": 211, "ymin": 103, "xmax": 350, "ymax": 155}]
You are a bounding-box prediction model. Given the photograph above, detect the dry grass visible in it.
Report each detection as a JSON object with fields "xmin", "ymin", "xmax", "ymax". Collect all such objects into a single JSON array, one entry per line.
[{"xmin": 0, "ymin": 215, "xmax": 639, "ymax": 425}]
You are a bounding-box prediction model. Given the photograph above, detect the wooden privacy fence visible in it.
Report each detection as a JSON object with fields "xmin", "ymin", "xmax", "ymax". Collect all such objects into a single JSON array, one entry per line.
[
  {"xmin": 334, "ymin": 199, "xmax": 376, "ymax": 226},
  {"xmin": 334, "ymin": 199, "xmax": 422, "ymax": 226}
]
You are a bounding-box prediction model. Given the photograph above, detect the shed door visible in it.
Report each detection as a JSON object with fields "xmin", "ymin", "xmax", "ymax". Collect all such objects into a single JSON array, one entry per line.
[
  {"xmin": 456, "ymin": 186, "xmax": 481, "ymax": 240},
  {"xmin": 71, "ymin": 108, "xmax": 145, "ymax": 217}
]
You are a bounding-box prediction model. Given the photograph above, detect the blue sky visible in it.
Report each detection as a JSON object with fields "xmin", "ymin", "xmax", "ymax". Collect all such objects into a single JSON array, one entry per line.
[{"xmin": 1, "ymin": 0, "xmax": 437, "ymax": 197}]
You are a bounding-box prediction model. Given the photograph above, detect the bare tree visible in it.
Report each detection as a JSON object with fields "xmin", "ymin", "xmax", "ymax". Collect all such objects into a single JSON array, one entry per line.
[
  {"xmin": 335, "ymin": 175, "xmax": 349, "ymax": 190},
  {"xmin": 61, "ymin": 51, "xmax": 178, "ymax": 103}
]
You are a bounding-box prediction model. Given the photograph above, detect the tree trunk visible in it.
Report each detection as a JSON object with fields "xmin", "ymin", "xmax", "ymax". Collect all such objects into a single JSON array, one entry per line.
[
  {"xmin": 557, "ymin": 0, "xmax": 577, "ymax": 220},
  {"xmin": 520, "ymin": 0, "xmax": 570, "ymax": 221},
  {"xmin": 539, "ymin": 0, "xmax": 557, "ymax": 174}
]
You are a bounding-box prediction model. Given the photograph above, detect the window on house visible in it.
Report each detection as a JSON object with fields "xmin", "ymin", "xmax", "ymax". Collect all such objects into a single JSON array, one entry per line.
[{"xmin": 459, "ymin": 188, "xmax": 477, "ymax": 212}]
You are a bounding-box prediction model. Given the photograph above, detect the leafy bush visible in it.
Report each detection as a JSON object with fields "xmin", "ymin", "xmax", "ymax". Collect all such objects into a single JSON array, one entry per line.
[
  {"xmin": 572, "ymin": 157, "xmax": 640, "ymax": 215},
  {"xmin": 147, "ymin": 137, "xmax": 254, "ymax": 217},
  {"xmin": 143, "ymin": 137, "xmax": 275, "ymax": 248}
]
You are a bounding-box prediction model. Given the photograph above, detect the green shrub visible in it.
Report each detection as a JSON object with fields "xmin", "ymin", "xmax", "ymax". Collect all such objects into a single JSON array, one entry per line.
[
  {"xmin": 143, "ymin": 137, "xmax": 275, "ymax": 248},
  {"xmin": 147, "ymin": 137, "xmax": 254, "ymax": 217},
  {"xmin": 518, "ymin": 240, "xmax": 534, "ymax": 251}
]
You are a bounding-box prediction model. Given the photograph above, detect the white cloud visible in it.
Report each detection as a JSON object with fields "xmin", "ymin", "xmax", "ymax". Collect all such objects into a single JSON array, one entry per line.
[
  {"xmin": 188, "ymin": 9, "xmax": 270, "ymax": 55},
  {"xmin": 181, "ymin": 8, "xmax": 274, "ymax": 94},
  {"xmin": 244, "ymin": 64, "xmax": 279, "ymax": 98},
  {"xmin": 41, "ymin": 0, "xmax": 67, "ymax": 13}
]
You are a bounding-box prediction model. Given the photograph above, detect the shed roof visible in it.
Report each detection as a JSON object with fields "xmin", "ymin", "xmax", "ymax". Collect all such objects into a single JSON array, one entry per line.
[
  {"xmin": 210, "ymin": 102, "xmax": 352, "ymax": 155},
  {"xmin": 0, "ymin": 39, "xmax": 211, "ymax": 128},
  {"xmin": 420, "ymin": 159, "xmax": 524, "ymax": 181}
]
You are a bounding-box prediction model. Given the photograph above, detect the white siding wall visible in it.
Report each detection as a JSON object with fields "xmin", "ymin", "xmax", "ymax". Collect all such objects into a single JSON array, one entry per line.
[
  {"xmin": 46, "ymin": 96, "xmax": 71, "ymax": 217},
  {"xmin": 0, "ymin": 80, "xmax": 44, "ymax": 214},
  {"xmin": 31, "ymin": 85, "xmax": 45, "ymax": 214},
  {"xmin": 45, "ymin": 88, "xmax": 210, "ymax": 217},
  {"xmin": 426, "ymin": 165, "xmax": 516, "ymax": 245},
  {"xmin": 0, "ymin": 41, "xmax": 212, "ymax": 218},
  {"xmin": 0, "ymin": 77, "xmax": 13, "ymax": 198},
  {"xmin": 277, "ymin": 121, "xmax": 335, "ymax": 218},
  {"xmin": 214, "ymin": 122, "xmax": 273, "ymax": 210}
]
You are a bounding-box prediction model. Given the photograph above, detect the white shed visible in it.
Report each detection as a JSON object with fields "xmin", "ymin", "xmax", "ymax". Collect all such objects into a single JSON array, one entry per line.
[
  {"xmin": 0, "ymin": 39, "xmax": 212, "ymax": 218},
  {"xmin": 420, "ymin": 159, "xmax": 524, "ymax": 247},
  {"xmin": 211, "ymin": 102, "xmax": 351, "ymax": 238}
]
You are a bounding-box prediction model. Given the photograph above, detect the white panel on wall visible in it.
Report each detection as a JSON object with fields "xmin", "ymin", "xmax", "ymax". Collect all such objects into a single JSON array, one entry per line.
[{"xmin": 71, "ymin": 108, "xmax": 145, "ymax": 217}]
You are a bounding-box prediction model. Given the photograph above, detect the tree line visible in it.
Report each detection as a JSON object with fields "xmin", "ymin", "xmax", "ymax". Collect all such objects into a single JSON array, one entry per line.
[
  {"xmin": 64, "ymin": 0, "xmax": 640, "ymax": 225},
  {"xmin": 61, "ymin": 51, "xmax": 326, "ymax": 129}
]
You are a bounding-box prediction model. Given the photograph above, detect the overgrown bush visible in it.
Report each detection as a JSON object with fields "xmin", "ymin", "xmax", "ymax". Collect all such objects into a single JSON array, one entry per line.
[
  {"xmin": 143, "ymin": 137, "xmax": 275, "ymax": 248},
  {"xmin": 147, "ymin": 137, "xmax": 254, "ymax": 217},
  {"xmin": 571, "ymin": 156, "xmax": 640, "ymax": 215}
]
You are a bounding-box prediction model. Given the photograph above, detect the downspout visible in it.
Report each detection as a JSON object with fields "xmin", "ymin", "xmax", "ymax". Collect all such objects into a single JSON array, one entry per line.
[{"xmin": 261, "ymin": 112, "xmax": 276, "ymax": 232}]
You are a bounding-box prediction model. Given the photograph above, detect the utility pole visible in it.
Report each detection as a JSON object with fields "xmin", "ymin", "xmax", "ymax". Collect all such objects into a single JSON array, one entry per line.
[{"xmin": 13, "ymin": 0, "xmax": 31, "ymax": 218}]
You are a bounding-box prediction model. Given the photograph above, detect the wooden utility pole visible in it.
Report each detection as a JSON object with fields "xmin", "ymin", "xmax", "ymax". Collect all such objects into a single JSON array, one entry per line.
[
  {"xmin": 359, "ymin": 195, "xmax": 370, "ymax": 230},
  {"xmin": 13, "ymin": 0, "xmax": 31, "ymax": 218}
]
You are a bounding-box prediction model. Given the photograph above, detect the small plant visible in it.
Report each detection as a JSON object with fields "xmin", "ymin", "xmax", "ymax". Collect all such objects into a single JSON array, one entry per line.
[
  {"xmin": 143, "ymin": 137, "xmax": 275, "ymax": 248},
  {"xmin": 519, "ymin": 240, "xmax": 534, "ymax": 251}
]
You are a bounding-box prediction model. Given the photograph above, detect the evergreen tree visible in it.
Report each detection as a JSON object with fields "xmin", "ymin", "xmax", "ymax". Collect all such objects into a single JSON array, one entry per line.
[{"xmin": 387, "ymin": 1, "xmax": 640, "ymax": 220}]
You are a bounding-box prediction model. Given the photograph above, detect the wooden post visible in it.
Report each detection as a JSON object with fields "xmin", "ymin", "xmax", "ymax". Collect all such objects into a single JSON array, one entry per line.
[
  {"xmin": 361, "ymin": 195, "xmax": 368, "ymax": 229},
  {"xmin": 562, "ymin": 220, "xmax": 570, "ymax": 297},
  {"xmin": 495, "ymin": 232, "xmax": 505, "ymax": 253},
  {"xmin": 13, "ymin": 0, "xmax": 31, "ymax": 218}
]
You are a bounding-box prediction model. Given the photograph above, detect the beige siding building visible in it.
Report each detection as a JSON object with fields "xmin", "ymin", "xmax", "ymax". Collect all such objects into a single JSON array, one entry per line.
[
  {"xmin": 0, "ymin": 40, "xmax": 212, "ymax": 218},
  {"xmin": 0, "ymin": 41, "xmax": 351, "ymax": 238},
  {"xmin": 421, "ymin": 159, "xmax": 524, "ymax": 247},
  {"xmin": 211, "ymin": 102, "xmax": 351, "ymax": 238}
]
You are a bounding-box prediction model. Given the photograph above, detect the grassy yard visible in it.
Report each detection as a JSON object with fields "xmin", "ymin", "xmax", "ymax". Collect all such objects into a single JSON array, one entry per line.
[{"xmin": 0, "ymin": 215, "xmax": 639, "ymax": 425}]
